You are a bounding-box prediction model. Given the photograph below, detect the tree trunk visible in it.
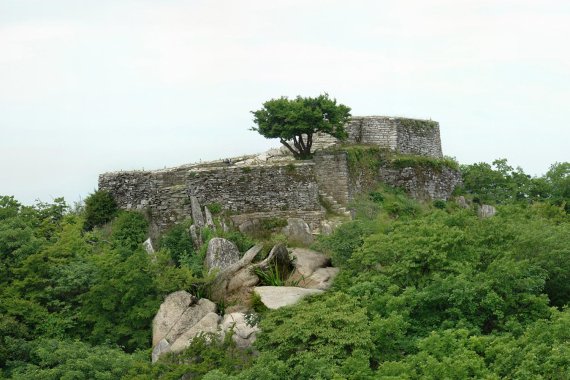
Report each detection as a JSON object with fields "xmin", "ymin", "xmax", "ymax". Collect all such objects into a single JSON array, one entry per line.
[
  {"xmin": 279, "ymin": 135, "xmax": 313, "ymax": 160},
  {"xmin": 279, "ymin": 139, "xmax": 300, "ymax": 159}
]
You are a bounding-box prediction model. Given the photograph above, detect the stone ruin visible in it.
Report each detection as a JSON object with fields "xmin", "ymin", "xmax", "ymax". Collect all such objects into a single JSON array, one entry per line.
[{"xmin": 98, "ymin": 116, "xmax": 461, "ymax": 235}]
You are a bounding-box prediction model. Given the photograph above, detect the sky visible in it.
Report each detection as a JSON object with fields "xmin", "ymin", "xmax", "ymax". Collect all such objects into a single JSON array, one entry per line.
[{"xmin": 1, "ymin": 0, "xmax": 569, "ymax": 205}]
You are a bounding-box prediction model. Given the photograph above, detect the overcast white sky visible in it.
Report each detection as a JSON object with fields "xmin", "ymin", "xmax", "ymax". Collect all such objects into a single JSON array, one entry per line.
[{"xmin": 1, "ymin": 0, "xmax": 569, "ymax": 205}]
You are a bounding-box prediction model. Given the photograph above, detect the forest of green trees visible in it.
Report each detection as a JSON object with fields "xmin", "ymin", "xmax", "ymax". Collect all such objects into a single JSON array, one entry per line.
[{"xmin": 1, "ymin": 159, "xmax": 569, "ymax": 379}]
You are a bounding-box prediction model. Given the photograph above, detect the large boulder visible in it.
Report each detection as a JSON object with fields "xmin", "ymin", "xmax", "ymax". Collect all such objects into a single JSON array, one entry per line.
[
  {"xmin": 151, "ymin": 339, "xmax": 171, "ymax": 364},
  {"xmin": 478, "ymin": 204, "xmax": 497, "ymax": 218},
  {"xmin": 238, "ymin": 219, "xmax": 261, "ymax": 235},
  {"xmin": 291, "ymin": 248, "xmax": 330, "ymax": 278},
  {"xmin": 168, "ymin": 312, "xmax": 221, "ymax": 353},
  {"xmin": 306, "ymin": 267, "xmax": 340, "ymax": 290},
  {"xmin": 282, "ymin": 218, "xmax": 314, "ymax": 246},
  {"xmin": 205, "ymin": 238, "xmax": 240, "ymax": 272},
  {"xmin": 254, "ymin": 286, "xmax": 323, "ymax": 309},
  {"xmin": 209, "ymin": 244, "xmax": 264, "ymax": 303},
  {"xmin": 152, "ymin": 291, "xmax": 217, "ymax": 362},
  {"xmin": 221, "ymin": 312, "xmax": 259, "ymax": 348}
]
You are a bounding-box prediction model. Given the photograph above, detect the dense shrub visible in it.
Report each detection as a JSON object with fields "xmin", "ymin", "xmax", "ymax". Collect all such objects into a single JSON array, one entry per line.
[
  {"xmin": 83, "ymin": 190, "xmax": 118, "ymax": 231},
  {"xmin": 159, "ymin": 220, "xmax": 195, "ymax": 267},
  {"xmin": 111, "ymin": 211, "xmax": 149, "ymax": 251}
]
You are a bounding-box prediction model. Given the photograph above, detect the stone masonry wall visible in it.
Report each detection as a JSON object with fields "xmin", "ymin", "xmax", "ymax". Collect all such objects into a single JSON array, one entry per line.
[
  {"xmin": 312, "ymin": 116, "xmax": 443, "ymax": 158},
  {"xmin": 98, "ymin": 169, "xmax": 192, "ymax": 231},
  {"xmin": 99, "ymin": 162, "xmax": 323, "ymax": 232},
  {"xmin": 187, "ymin": 162, "xmax": 320, "ymax": 214},
  {"xmin": 313, "ymin": 152, "xmax": 350, "ymax": 205},
  {"xmin": 99, "ymin": 115, "xmax": 455, "ymax": 233},
  {"xmin": 396, "ymin": 121, "xmax": 443, "ymax": 157},
  {"xmin": 377, "ymin": 165, "xmax": 461, "ymax": 201}
]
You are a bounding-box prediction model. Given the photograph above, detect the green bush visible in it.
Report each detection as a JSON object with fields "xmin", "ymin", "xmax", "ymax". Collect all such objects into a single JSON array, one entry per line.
[
  {"xmin": 432, "ymin": 199, "xmax": 446, "ymax": 209},
  {"xmin": 111, "ymin": 211, "xmax": 148, "ymax": 251},
  {"xmin": 369, "ymin": 191, "xmax": 384, "ymax": 203},
  {"xmin": 260, "ymin": 217, "xmax": 288, "ymax": 230},
  {"xmin": 83, "ymin": 190, "xmax": 118, "ymax": 231},
  {"xmin": 246, "ymin": 292, "xmax": 374, "ymax": 379},
  {"xmin": 206, "ymin": 202, "xmax": 222, "ymax": 215},
  {"xmin": 149, "ymin": 332, "xmax": 255, "ymax": 379},
  {"xmin": 159, "ymin": 220, "xmax": 195, "ymax": 267}
]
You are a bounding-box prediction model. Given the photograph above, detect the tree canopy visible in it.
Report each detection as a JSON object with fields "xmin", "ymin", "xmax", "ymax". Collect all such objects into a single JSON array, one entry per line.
[
  {"xmin": 1, "ymin": 158, "xmax": 570, "ymax": 379},
  {"xmin": 251, "ymin": 94, "xmax": 351, "ymax": 159}
]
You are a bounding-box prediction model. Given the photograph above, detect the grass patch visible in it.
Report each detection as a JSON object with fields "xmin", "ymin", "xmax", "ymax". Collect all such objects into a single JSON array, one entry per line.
[
  {"xmin": 397, "ymin": 117, "xmax": 439, "ymax": 136},
  {"xmin": 390, "ymin": 154, "xmax": 459, "ymax": 172}
]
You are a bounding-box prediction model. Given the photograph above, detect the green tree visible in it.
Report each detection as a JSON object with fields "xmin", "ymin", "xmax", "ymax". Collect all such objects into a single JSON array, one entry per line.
[
  {"xmin": 251, "ymin": 94, "xmax": 351, "ymax": 159},
  {"xmin": 111, "ymin": 211, "xmax": 149, "ymax": 251},
  {"xmin": 8, "ymin": 338, "xmax": 145, "ymax": 380},
  {"xmin": 544, "ymin": 162, "xmax": 570, "ymax": 212},
  {"xmin": 83, "ymin": 190, "xmax": 118, "ymax": 231}
]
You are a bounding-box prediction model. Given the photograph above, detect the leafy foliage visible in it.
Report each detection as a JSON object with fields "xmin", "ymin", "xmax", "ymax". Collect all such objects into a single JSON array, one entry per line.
[
  {"xmin": 1, "ymin": 158, "xmax": 570, "ymax": 379},
  {"xmin": 111, "ymin": 211, "xmax": 149, "ymax": 251},
  {"xmin": 242, "ymin": 292, "xmax": 374, "ymax": 379},
  {"xmin": 83, "ymin": 190, "xmax": 118, "ymax": 231},
  {"xmin": 251, "ymin": 94, "xmax": 351, "ymax": 159},
  {"xmin": 159, "ymin": 219, "xmax": 196, "ymax": 268},
  {"xmin": 390, "ymin": 154, "xmax": 460, "ymax": 172},
  {"xmin": 9, "ymin": 339, "xmax": 144, "ymax": 380}
]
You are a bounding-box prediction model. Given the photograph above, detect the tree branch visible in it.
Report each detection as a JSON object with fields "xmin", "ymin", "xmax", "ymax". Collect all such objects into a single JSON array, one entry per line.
[
  {"xmin": 292, "ymin": 136, "xmax": 302, "ymax": 152},
  {"xmin": 298, "ymin": 134, "xmax": 307, "ymax": 152},
  {"xmin": 280, "ymin": 139, "xmax": 300, "ymax": 158}
]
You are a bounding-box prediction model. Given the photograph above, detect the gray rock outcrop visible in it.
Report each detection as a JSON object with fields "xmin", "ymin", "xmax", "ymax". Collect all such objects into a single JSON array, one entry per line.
[
  {"xmin": 221, "ymin": 312, "xmax": 259, "ymax": 348},
  {"xmin": 151, "ymin": 339, "xmax": 171, "ymax": 363},
  {"xmin": 204, "ymin": 206, "xmax": 215, "ymax": 229},
  {"xmin": 143, "ymin": 238, "xmax": 155, "ymax": 254},
  {"xmin": 205, "ymin": 238, "xmax": 240, "ymax": 272},
  {"xmin": 320, "ymin": 220, "xmax": 342, "ymax": 236},
  {"xmin": 209, "ymin": 243, "xmax": 264, "ymax": 303},
  {"xmin": 190, "ymin": 196, "xmax": 205, "ymax": 227},
  {"xmin": 289, "ymin": 248, "xmax": 338, "ymax": 290},
  {"xmin": 189, "ymin": 224, "xmax": 202, "ymax": 248},
  {"xmin": 152, "ymin": 292, "xmax": 261, "ymax": 363},
  {"xmin": 254, "ymin": 286, "xmax": 323, "ymax": 309},
  {"xmin": 168, "ymin": 312, "xmax": 221, "ymax": 353},
  {"xmin": 282, "ymin": 218, "xmax": 314, "ymax": 245},
  {"xmin": 478, "ymin": 204, "xmax": 497, "ymax": 218},
  {"xmin": 151, "ymin": 291, "xmax": 217, "ymax": 362},
  {"xmin": 456, "ymin": 196, "xmax": 470, "ymax": 209},
  {"xmin": 238, "ymin": 219, "xmax": 261, "ymax": 235},
  {"xmin": 291, "ymin": 248, "xmax": 330, "ymax": 278},
  {"xmin": 306, "ymin": 267, "xmax": 340, "ymax": 290}
]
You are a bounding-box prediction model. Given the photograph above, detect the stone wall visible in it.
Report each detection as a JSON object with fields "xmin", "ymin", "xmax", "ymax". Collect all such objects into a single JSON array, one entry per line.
[
  {"xmin": 395, "ymin": 119, "xmax": 443, "ymax": 158},
  {"xmin": 98, "ymin": 169, "xmax": 192, "ymax": 231},
  {"xmin": 99, "ymin": 162, "xmax": 323, "ymax": 232},
  {"xmin": 187, "ymin": 162, "xmax": 320, "ymax": 215},
  {"xmin": 377, "ymin": 165, "xmax": 461, "ymax": 201},
  {"xmin": 99, "ymin": 151, "xmax": 460, "ymax": 233},
  {"xmin": 313, "ymin": 152, "xmax": 350, "ymax": 205},
  {"xmin": 312, "ymin": 116, "xmax": 443, "ymax": 158},
  {"xmin": 99, "ymin": 115, "xmax": 456, "ymax": 233}
]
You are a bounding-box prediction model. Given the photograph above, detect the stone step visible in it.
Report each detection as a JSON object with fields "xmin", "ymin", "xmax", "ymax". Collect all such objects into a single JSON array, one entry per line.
[{"xmin": 319, "ymin": 190, "xmax": 352, "ymax": 218}]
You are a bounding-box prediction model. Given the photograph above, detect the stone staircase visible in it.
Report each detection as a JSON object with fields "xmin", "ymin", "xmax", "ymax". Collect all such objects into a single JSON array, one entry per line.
[{"xmin": 318, "ymin": 190, "xmax": 351, "ymax": 218}]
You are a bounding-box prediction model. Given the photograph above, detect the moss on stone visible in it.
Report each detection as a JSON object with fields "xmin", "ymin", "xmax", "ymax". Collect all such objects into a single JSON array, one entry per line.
[
  {"xmin": 397, "ymin": 118, "xmax": 438, "ymax": 132},
  {"xmin": 389, "ymin": 154, "xmax": 459, "ymax": 172}
]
